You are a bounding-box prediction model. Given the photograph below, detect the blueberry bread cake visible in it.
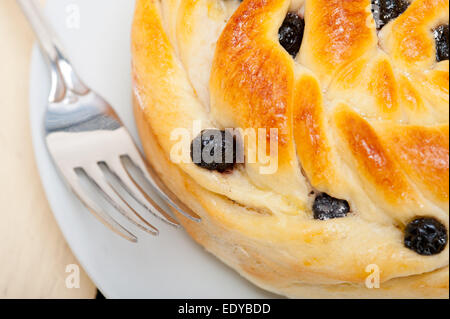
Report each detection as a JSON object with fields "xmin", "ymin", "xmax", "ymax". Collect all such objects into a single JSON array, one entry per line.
[{"xmin": 131, "ymin": 0, "xmax": 449, "ymax": 298}]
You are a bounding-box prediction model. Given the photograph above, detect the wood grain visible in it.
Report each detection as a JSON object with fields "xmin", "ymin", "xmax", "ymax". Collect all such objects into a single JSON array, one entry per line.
[{"xmin": 0, "ymin": 0, "xmax": 96, "ymax": 299}]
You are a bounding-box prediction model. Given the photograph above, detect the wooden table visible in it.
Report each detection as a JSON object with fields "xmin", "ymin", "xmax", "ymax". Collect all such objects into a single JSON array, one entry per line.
[{"xmin": 0, "ymin": 0, "xmax": 96, "ymax": 299}]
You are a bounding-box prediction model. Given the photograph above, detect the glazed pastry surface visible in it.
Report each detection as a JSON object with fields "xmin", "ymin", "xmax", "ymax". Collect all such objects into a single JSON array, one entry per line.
[{"xmin": 131, "ymin": 0, "xmax": 449, "ymax": 298}]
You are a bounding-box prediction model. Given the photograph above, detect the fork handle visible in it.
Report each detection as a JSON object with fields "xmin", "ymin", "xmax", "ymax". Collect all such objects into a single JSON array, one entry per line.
[{"xmin": 18, "ymin": 0, "xmax": 88, "ymax": 102}]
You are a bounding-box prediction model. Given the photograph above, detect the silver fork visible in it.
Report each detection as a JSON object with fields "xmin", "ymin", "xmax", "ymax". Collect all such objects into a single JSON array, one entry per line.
[{"xmin": 18, "ymin": 0, "xmax": 200, "ymax": 242}]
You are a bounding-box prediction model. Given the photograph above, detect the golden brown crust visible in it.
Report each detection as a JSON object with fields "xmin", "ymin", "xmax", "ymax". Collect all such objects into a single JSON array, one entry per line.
[
  {"xmin": 293, "ymin": 73, "xmax": 334, "ymax": 189},
  {"xmin": 300, "ymin": 0, "xmax": 377, "ymax": 84},
  {"xmin": 132, "ymin": 0, "xmax": 449, "ymax": 298},
  {"xmin": 210, "ymin": 0, "xmax": 305, "ymax": 204},
  {"xmin": 334, "ymin": 107, "xmax": 417, "ymax": 208},
  {"xmin": 380, "ymin": 0, "xmax": 449, "ymax": 68},
  {"xmin": 380, "ymin": 124, "xmax": 449, "ymax": 207}
]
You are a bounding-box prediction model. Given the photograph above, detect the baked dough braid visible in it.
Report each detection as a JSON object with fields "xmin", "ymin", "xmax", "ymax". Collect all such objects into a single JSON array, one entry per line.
[{"xmin": 131, "ymin": 0, "xmax": 449, "ymax": 298}]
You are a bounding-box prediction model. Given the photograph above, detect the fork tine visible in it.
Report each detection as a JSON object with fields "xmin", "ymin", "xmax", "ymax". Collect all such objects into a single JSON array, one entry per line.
[
  {"xmin": 83, "ymin": 165, "xmax": 159, "ymax": 236},
  {"xmin": 68, "ymin": 168, "xmax": 138, "ymax": 242},
  {"xmin": 103, "ymin": 159, "xmax": 180, "ymax": 227},
  {"xmin": 121, "ymin": 153, "xmax": 202, "ymax": 222}
]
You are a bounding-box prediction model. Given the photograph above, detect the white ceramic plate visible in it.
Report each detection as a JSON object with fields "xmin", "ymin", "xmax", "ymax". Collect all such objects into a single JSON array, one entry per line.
[{"xmin": 29, "ymin": 0, "xmax": 278, "ymax": 299}]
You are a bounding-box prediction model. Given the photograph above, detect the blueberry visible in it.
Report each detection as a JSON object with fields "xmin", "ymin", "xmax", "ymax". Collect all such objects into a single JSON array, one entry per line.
[
  {"xmin": 404, "ymin": 217, "xmax": 448, "ymax": 256},
  {"xmin": 434, "ymin": 24, "xmax": 449, "ymax": 62},
  {"xmin": 278, "ymin": 12, "xmax": 305, "ymax": 58},
  {"xmin": 372, "ymin": 0, "xmax": 410, "ymax": 30},
  {"xmin": 313, "ymin": 193, "xmax": 350, "ymax": 220},
  {"xmin": 190, "ymin": 129, "xmax": 236, "ymax": 172}
]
